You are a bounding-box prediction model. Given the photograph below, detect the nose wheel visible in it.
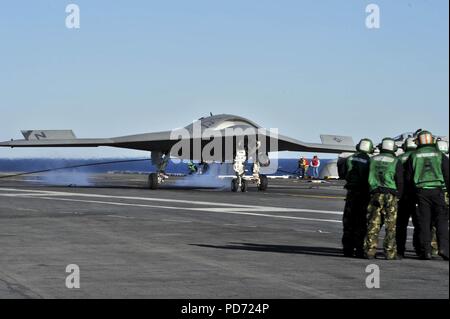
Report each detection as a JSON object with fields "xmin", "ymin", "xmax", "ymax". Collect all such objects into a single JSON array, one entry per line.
[
  {"xmin": 231, "ymin": 178, "xmax": 239, "ymax": 192},
  {"xmin": 241, "ymin": 179, "xmax": 248, "ymax": 192},
  {"xmin": 257, "ymin": 174, "xmax": 268, "ymax": 191},
  {"xmin": 231, "ymin": 178, "xmax": 248, "ymax": 192}
]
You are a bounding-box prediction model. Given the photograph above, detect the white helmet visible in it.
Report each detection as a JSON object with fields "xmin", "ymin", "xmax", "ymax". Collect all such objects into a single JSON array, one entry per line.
[
  {"xmin": 402, "ymin": 137, "xmax": 417, "ymax": 152},
  {"xmin": 380, "ymin": 138, "xmax": 398, "ymax": 153},
  {"xmin": 356, "ymin": 138, "xmax": 374, "ymax": 154},
  {"xmin": 437, "ymin": 140, "xmax": 449, "ymax": 154}
]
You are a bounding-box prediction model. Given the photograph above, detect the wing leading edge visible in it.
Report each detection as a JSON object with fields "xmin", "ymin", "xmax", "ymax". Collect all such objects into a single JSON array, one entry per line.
[{"xmin": 0, "ymin": 130, "xmax": 355, "ymax": 154}]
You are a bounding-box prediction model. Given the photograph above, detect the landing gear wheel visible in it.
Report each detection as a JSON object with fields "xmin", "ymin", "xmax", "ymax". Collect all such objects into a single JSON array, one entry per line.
[
  {"xmin": 240, "ymin": 179, "xmax": 248, "ymax": 192},
  {"xmin": 258, "ymin": 174, "xmax": 268, "ymax": 191},
  {"xmin": 148, "ymin": 173, "xmax": 159, "ymax": 190},
  {"xmin": 231, "ymin": 178, "xmax": 239, "ymax": 192}
]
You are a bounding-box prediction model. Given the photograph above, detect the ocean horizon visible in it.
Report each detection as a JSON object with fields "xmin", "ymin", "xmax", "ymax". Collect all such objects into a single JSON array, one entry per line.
[{"xmin": 0, "ymin": 158, "xmax": 333, "ymax": 176}]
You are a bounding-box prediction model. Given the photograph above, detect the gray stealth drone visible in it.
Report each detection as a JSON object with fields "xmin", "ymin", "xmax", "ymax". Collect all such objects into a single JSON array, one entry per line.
[{"xmin": 0, "ymin": 114, "xmax": 355, "ymax": 192}]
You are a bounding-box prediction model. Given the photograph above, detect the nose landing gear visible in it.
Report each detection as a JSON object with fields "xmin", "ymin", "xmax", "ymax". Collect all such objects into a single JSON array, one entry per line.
[
  {"xmin": 231, "ymin": 149, "xmax": 247, "ymax": 192},
  {"xmin": 231, "ymin": 149, "xmax": 269, "ymax": 192}
]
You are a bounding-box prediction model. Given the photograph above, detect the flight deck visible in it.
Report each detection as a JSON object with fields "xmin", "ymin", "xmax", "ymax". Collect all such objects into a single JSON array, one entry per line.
[{"xmin": 0, "ymin": 174, "xmax": 448, "ymax": 298}]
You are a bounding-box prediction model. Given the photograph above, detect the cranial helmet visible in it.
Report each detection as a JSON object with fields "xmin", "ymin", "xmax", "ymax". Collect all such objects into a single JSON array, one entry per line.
[
  {"xmin": 416, "ymin": 130, "xmax": 434, "ymax": 146},
  {"xmin": 356, "ymin": 138, "xmax": 374, "ymax": 154},
  {"xmin": 436, "ymin": 139, "xmax": 449, "ymax": 154},
  {"xmin": 380, "ymin": 137, "xmax": 398, "ymax": 153},
  {"xmin": 402, "ymin": 137, "xmax": 417, "ymax": 152}
]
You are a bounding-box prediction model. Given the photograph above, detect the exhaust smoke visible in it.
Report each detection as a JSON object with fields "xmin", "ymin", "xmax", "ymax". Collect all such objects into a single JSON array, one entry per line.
[
  {"xmin": 37, "ymin": 169, "xmax": 92, "ymax": 187},
  {"xmin": 172, "ymin": 163, "xmax": 232, "ymax": 189}
]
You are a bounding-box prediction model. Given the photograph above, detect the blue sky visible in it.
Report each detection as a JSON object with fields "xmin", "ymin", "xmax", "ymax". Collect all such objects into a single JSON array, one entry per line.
[{"xmin": 0, "ymin": 0, "xmax": 448, "ymax": 158}]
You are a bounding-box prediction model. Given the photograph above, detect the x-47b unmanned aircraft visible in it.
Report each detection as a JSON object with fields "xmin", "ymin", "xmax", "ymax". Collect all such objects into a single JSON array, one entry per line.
[{"xmin": 0, "ymin": 114, "xmax": 355, "ymax": 192}]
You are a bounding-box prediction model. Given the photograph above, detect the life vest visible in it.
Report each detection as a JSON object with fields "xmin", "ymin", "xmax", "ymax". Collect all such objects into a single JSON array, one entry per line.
[
  {"xmin": 410, "ymin": 145, "xmax": 445, "ymax": 189},
  {"xmin": 368, "ymin": 152, "xmax": 399, "ymax": 192},
  {"xmin": 345, "ymin": 152, "xmax": 370, "ymax": 190}
]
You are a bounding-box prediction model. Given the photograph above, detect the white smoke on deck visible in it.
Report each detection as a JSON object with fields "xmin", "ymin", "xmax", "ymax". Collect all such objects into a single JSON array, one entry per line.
[
  {"xmin": 38, "ymin": 169, "xmax": 92, "ymax": 186},
  {"xmin": 172, "ymin": 163, "xmax": 232, "ymax": 189}
]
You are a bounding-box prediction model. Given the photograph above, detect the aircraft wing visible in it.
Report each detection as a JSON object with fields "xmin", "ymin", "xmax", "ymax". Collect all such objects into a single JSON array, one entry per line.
[
  {"xmin": 273, "ymin": 133, "xmax": 356, "ymax": 154},
  {"xmin": 0, "ymin": 130, "xmax": 177, "ymax": 152},
  {"xmin": 0, "ymin": 129, "xmax": 356, "ymax": 154}
]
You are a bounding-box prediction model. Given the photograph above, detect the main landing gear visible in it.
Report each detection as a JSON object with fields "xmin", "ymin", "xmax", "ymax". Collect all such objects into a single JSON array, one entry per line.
[{"xmin": 148, "ymin": 151, "xmax": 169, "ymax": 190}]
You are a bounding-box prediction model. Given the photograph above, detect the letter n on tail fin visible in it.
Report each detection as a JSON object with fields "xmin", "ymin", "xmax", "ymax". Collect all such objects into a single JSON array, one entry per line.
[
  {"xmin": 320, "ymin": 134, "xmax": 354, "ymax": 146},
  {"xmin": 21, "ymin": 130, "xmax": 77, "ymax": 141}
]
